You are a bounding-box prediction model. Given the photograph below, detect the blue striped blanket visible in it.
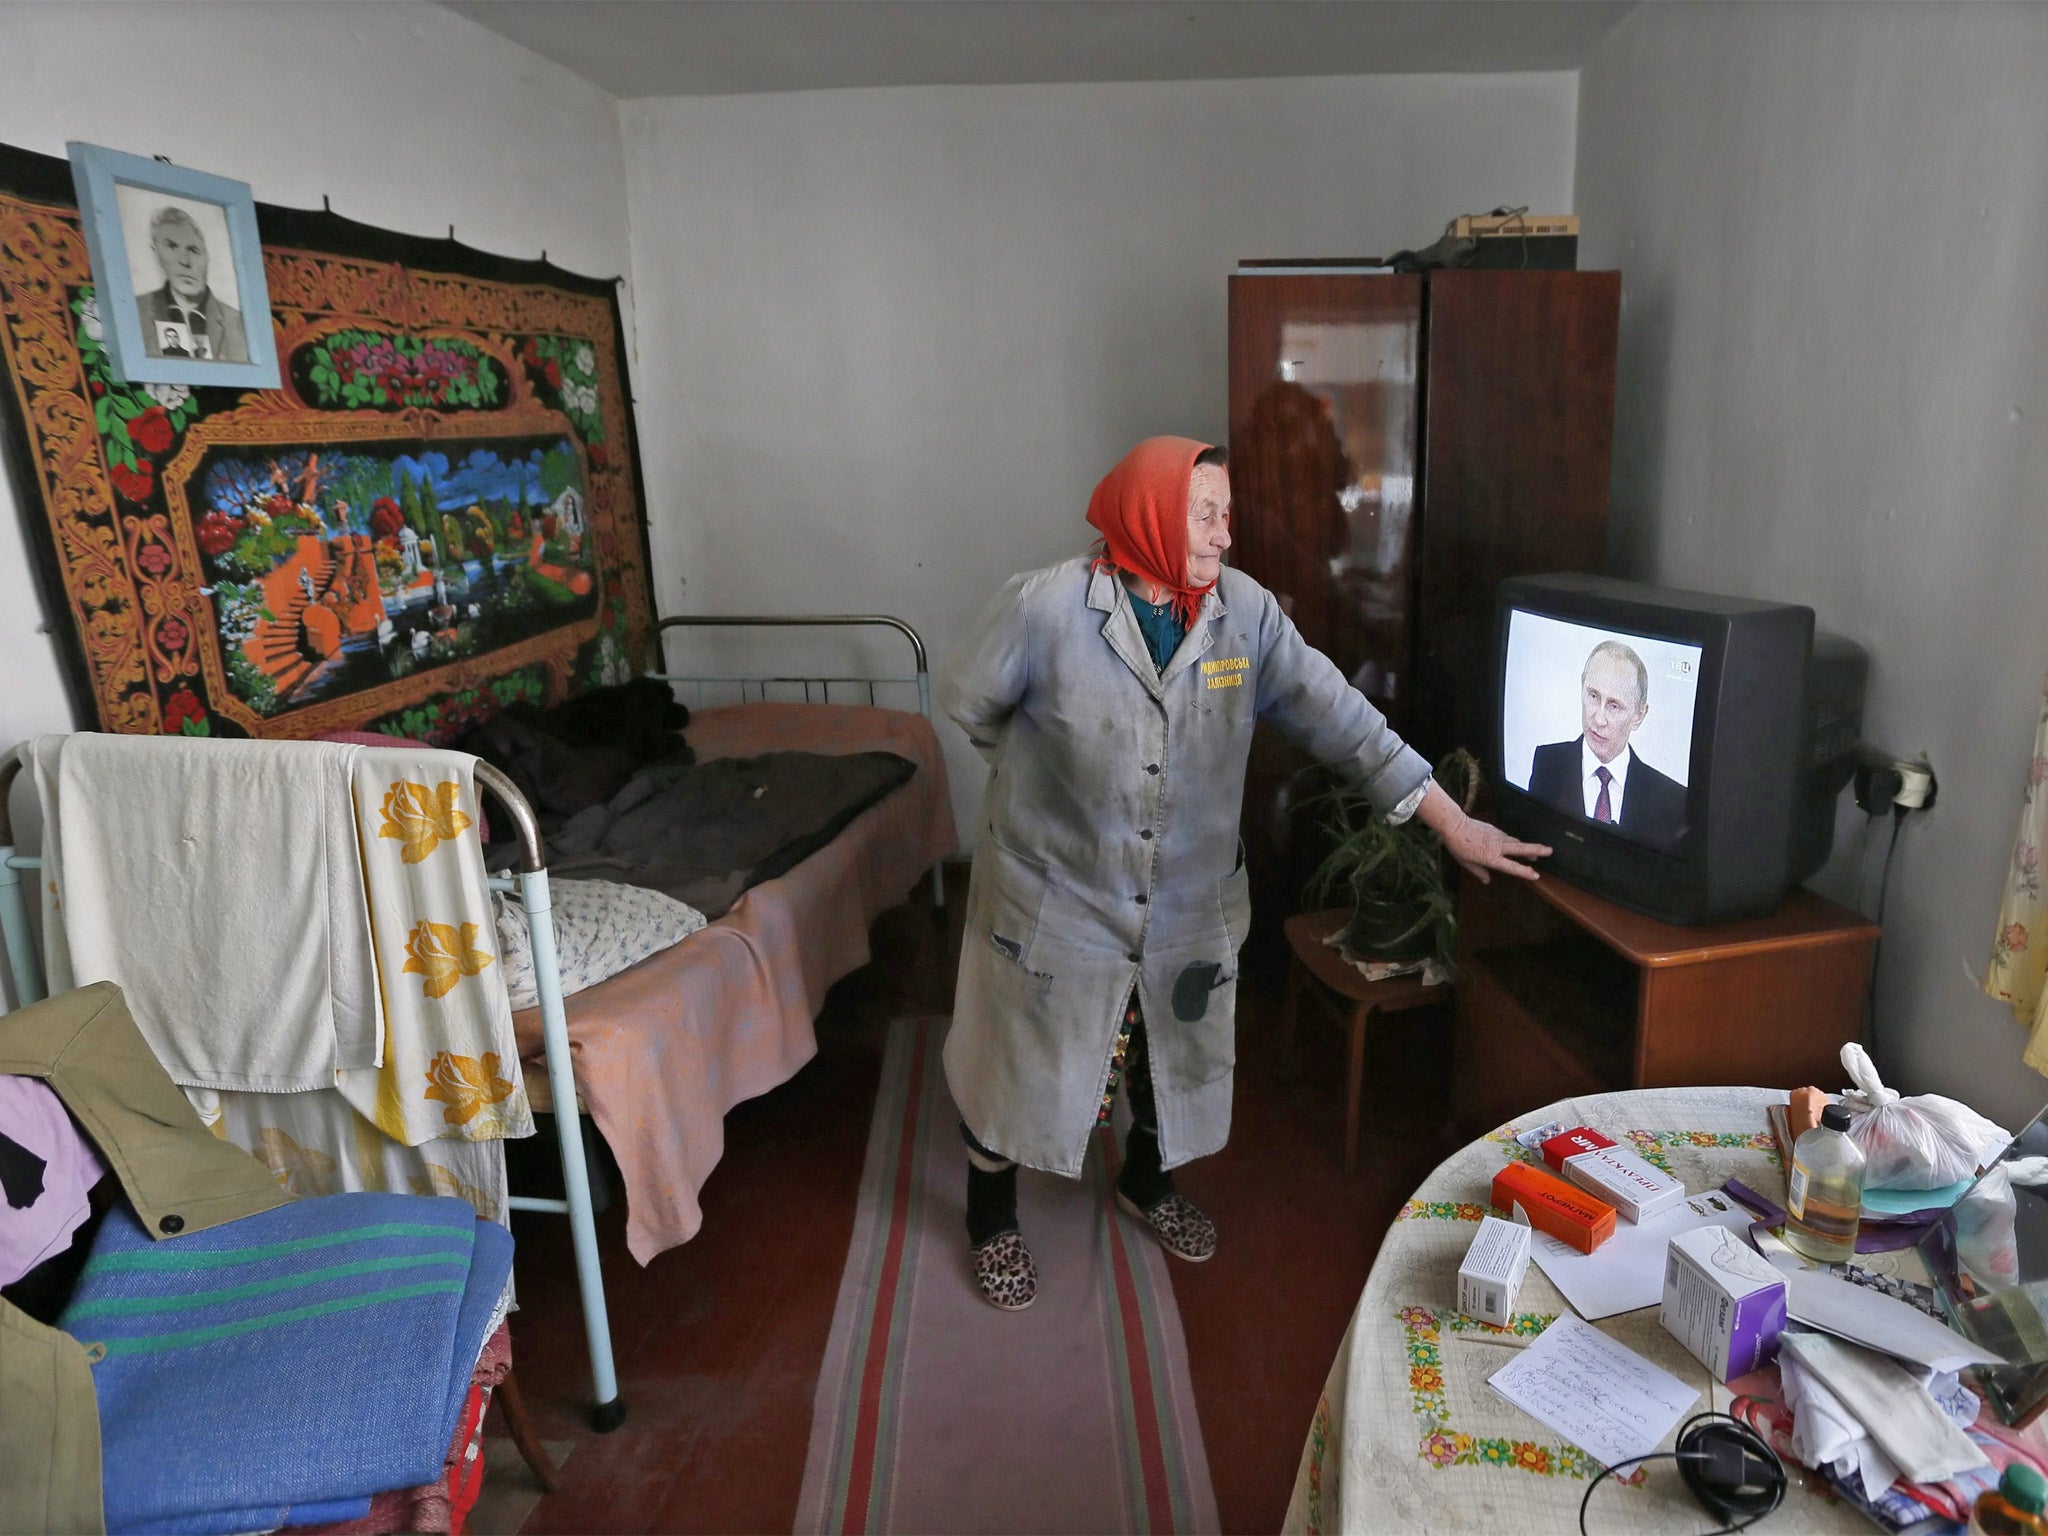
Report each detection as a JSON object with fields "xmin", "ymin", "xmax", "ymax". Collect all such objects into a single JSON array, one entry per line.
[{"xmin": 59, "ymin": 1191, "xmax": 514, "ymax": 1535}]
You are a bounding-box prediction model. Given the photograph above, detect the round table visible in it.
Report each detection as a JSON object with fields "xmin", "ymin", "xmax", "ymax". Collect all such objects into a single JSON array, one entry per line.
[{"xmin": 1281, "ymin": 1086, "xmax": 1879, "ymax": 1535}]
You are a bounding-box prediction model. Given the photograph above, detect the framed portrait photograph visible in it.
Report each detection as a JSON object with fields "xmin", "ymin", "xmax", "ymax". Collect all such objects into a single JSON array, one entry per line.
[{"xmin": 66, "ymin": 142, "xmax": 280, "ymax": 389}]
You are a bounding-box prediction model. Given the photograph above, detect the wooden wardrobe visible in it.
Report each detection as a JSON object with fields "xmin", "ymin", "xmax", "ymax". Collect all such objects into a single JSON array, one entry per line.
[{"xmin": 1229, "ymin": 266, "xmax": 1621, "ymax": 950}]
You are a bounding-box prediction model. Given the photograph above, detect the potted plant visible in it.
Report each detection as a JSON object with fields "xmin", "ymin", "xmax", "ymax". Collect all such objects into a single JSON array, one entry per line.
[{"xmin": 1303, "ymin": 748, "xmax": 1480, "ymax": 973}]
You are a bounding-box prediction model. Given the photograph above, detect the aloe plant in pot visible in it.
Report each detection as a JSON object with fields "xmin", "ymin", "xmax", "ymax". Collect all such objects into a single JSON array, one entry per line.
[{"xmin": 1303, "ymin": 748, "xmax": 1480, "ymax": 974}]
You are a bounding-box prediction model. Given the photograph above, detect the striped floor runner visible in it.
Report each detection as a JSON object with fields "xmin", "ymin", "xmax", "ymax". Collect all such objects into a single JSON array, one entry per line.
[{"xmin": 796, "ymin": 1016, "xmax": 1218, "ymax": 1535}]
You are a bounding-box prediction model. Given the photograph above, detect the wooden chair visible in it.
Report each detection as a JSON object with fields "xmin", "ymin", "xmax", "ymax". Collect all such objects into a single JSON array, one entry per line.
[
  {"xmin": 1280, "ymin": 909, "xmax": 1450, "ymax": 1174},
  {"xmin": 491, "ymin": 1366, "xmax": 560, "ymax": 1493}
]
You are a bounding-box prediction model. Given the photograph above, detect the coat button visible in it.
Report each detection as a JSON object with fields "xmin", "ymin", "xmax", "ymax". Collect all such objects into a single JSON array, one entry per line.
[
  {"xmin": 1127, "ymin": 951, "xmax": 1142, "ymax": 964},
  {"xmin": 1139, "ymin": 829, "xmax": 1153, "ymax": 840},
  {"xmin": 158, "ymin": 1214, "xmax": 185, "ymax": 1235},
  {"xmin": 1145, "ymin": 763, "xmax": 1160, "ymax": 775},
  {"xmin": 1135, "ymin": 893, "xmax": 1148, "ymax": 905}
]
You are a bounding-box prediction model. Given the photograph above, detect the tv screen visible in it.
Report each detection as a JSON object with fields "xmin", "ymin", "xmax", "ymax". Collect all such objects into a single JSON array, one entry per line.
[
  {"xmin": 1500, "ymin": 610, "xmax": 1704, "ymax": 854},
  {"xmin": 1492, "ymin": 574, "xmax": 1829, "ymax": 924}
]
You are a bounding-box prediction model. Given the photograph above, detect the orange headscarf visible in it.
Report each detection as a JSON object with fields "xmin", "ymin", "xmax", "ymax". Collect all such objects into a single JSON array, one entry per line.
[{"xmin": 1084, "ymin": 436, "xmax": 1215, "ymax": 628}]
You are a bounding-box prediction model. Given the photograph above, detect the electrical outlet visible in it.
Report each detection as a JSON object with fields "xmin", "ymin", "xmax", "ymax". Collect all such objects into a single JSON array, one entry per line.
[{"xmin": 1893, "ymin": 760, "xmax": 1937, "ymax": 811}]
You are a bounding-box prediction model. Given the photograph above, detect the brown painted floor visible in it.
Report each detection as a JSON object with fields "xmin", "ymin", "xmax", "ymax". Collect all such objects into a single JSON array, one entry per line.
[{"xmin": 498, "ymin": 870, "xmax": 1456, "ymax": 1534}]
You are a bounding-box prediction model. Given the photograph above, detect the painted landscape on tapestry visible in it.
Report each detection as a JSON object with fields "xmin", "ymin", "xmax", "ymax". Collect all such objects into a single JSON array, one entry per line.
[{"xmin": 192, "ymin": 440, "xmax": 596, "ymax": 715}]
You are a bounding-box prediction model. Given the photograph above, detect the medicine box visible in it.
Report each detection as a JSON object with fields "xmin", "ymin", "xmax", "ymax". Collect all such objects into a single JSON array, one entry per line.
[
  {"xmin": 1490, "ymin": 1161, "xmax": 1617, "ymax": 1254},
  {"xmin": 1540, "ymin": 1126, "xmax": 1687, "ymax": 1223},
  {"xmin": 1457, "ymin": 1215, "xmax": 1534, "ymax": 1325},
  {"xmin": 1660, "ymin": 1225, "xmax": 1787, "ymax": 1382}
]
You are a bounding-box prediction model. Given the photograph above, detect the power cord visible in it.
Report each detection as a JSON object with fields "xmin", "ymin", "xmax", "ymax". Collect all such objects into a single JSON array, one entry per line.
[
  {"xmin": 1866, "ymin": 803, "xmax": 1908, "ymax": 1057},
  {"xmin": 1578, "ymin": 1411, "xmax": 1786, "ymax": 1536},
  {"xmin": 1848, "ymin": 756, "xmax": 1932, "ymax": 1056}
]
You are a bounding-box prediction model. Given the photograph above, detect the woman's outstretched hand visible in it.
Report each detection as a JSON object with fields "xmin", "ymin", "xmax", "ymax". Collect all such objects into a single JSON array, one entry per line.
[{"xmin": 1416, "ymin": 782, "xmax": 1550, "ymax": 884}]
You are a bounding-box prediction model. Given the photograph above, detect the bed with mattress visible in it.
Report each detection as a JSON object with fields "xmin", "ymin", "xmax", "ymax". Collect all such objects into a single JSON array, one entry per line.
[{"xmin": 511, "ymin": 691, "xmax": 955, "ymax": 1262}]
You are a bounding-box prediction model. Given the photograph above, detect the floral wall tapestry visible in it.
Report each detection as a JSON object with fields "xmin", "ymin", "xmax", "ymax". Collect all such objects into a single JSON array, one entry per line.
[{"xmin": 0, "ymin": 142, "xmax": 654, "ymax": 742}]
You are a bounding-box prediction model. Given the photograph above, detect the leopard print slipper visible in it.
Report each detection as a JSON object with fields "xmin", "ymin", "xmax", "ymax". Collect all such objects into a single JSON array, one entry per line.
[
  {"xmin": 971, "ymin": 1230, "xmax": 1038, "ymax": 1310},
  {"xmin": 1116, "ymin": 1190, "xmax": 1218, "ymax": 1263}
]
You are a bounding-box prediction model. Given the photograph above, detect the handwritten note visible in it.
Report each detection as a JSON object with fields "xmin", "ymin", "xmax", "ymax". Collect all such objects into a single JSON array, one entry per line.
[{"xmin": 1488, "ymin": 1313, "xmax": 1699, "ymax": 1468}]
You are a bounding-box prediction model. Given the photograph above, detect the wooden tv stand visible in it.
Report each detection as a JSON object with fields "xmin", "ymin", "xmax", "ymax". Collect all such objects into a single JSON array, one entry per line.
[{"xmin": 1450, "ymin": 871, "xmax": 1879, "ymax": 1135}]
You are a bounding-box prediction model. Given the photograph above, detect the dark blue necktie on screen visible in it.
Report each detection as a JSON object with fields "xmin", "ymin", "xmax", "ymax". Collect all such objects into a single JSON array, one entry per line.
[{"xmin": 1594, "ymin": 766, "xmax": 1614, "ymax": 823}]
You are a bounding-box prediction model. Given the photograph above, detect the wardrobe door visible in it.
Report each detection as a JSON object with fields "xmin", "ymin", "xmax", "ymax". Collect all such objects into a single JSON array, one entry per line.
[
  {"xmin": 1228, "ymin": 272, "xmax": 1425, "ymax": 729},
  {"xmin": 1412, "ymin": 270, "xmax": 1621, "ymax": 761}
]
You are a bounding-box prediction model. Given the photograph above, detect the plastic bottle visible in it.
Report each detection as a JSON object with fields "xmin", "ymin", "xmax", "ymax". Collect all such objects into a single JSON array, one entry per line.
[
  {"xmin": 1967, "ymin": 1462, "xmax": 2048, "ymax": 1535},
  {"xmin": 1784, "ymin": 1103, "xmax": 1865, "ymax": 1264}
]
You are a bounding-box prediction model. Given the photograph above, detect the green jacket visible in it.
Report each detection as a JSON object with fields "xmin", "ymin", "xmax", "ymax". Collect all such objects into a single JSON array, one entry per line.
[{"xmin": 0, "ymin": 983, "xmax": 289, "ymax": 1535}]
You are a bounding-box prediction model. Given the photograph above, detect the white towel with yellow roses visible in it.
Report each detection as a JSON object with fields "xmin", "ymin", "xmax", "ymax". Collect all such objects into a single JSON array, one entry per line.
[
  {"xmin": 335, "ymin": 745, "xmax": 532, "ymax": 1146},
  {"xmin": 33, "ymin": 733, "xmax": 384, "ymax": 1093}
]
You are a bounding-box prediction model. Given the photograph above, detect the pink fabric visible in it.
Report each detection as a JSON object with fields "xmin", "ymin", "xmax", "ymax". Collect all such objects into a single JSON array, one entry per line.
[
  {"xmin": 512, "ymin": 703, "xmax": 957, "ymax": 1262},
  {"xmin": 0, "ymin": 1075, "xmax": 105, "ymax": 1286}
]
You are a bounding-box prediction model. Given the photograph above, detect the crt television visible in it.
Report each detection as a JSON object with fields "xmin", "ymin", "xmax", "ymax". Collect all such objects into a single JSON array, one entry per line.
[{"xmin": 1493, "ymin": 573, "xmax": 1863, "ymax": 925}]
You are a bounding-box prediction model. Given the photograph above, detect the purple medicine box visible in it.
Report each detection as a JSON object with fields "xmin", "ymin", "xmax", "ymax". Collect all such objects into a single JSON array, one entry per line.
[{"xmin": 1660, "ymin": 1226, "xmax": 1787, "ymax": 1382}]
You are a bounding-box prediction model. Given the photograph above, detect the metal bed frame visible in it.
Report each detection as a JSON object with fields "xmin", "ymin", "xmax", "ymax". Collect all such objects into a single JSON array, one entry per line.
[
  {"xmin": 0, "ymin": 610, "xmax": 939, "ymax": 1435},
  {"xmin": 646, "ymin": 613, "xmax": 945, "ymax": 908}
]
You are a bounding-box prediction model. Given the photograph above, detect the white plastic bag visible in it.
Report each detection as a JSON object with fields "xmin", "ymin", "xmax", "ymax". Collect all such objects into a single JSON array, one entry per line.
[
  {"xmin": 1836, "ymin": 1043, "xmax": 2012, "ymax": 1191},
  {"xmin": 1950, "ymin": 1156, "xmax": 2048, "ymax": 1288}
]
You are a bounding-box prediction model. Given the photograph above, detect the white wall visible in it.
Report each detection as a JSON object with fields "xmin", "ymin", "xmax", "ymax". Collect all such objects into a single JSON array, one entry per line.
[
  {"xmin": 621, "ymin": 72, "xmax": 1580, "ymax": 835},
  {"xmin": 1576, "ymin": 3, "xmax": 2048, "ymax": 1124},
  {"xmin": 0, "ymin": 0, "xmax": 633, "ymax": 757}
]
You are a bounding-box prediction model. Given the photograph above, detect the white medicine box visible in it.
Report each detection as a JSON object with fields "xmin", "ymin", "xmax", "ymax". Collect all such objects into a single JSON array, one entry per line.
[{"xmin": 1458, "ymin": 1214, "xmax": 1534, "ymax": 1325}]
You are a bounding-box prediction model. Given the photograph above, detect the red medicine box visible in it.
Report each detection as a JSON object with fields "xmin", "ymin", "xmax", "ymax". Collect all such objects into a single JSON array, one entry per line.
[
  {"xmin": 1539, "ymin": 1125, "xmax": 1687, "ymax": 1224},
  {"xmin": 1490, "ymin": 1161, "xmax": 1618, "ymax": 1254}
]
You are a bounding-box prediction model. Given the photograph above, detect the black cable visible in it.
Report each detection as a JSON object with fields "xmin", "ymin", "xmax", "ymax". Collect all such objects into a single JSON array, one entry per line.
[
  {"xmin": 1856, "ymin": 803, "xmax": 1885, "ymax": 903},
  {"xmin": 1867, "ymin": 804, "xmax": 1908, "ymax": 1057},
  {"xmin": 1580, "ymin": 1451, "xmax": 1686, "ymax": 1533},
  {"xmin": 1856, "ymin": 804, "xmax": 1886, "ymax": 1043},
  {"xmin": 1874, "ymin": 804, "xmax": 1907, "ymax": 934},
  {"xmin": 1578, "ymin": 1411, "xmax": 1786, "ymax": 1536}
]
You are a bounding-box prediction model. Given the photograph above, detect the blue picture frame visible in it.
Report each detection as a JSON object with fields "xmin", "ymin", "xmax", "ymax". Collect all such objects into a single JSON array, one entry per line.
[{"xmin": 66, "ymin": 142, "xmax": 279, "ymax": 389}]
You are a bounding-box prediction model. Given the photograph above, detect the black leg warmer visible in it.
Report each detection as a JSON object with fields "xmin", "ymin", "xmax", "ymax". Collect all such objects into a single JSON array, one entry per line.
[
  {"xmin": 961, "ymin": 1120, "xmax": 1020, "ymax": 1248},
  {"xmin": 1115, "ymin": 1012, "xmax": 1175, "ymax": 1211}
]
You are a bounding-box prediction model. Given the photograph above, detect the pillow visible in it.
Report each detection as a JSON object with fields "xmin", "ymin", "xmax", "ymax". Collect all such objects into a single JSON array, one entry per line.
[{"xmin": 494, "ymin": 879, "xmax": 707, "ymax": 1013}]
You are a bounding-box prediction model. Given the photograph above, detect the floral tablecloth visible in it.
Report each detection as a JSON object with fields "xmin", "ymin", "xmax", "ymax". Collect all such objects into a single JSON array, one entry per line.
[{"xmin": 1282, "ymin": 1086, "xmax": 1877, "ymax": 1535}]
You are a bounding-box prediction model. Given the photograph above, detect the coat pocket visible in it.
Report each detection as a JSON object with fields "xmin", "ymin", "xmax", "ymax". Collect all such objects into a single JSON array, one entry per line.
[
  {"xmin": 1162, "ymin": 955, "xmax": 1239, "ymax": 1086},
  {"xmin": 982, "ymin": 837, "xmax": 1053, "ymax": 982},
  {"xmin": 1217, "ymin": 856, "xmax": 1252, "ymax": 953},
  {"xmin": 1171, "ymin": 961, "xmax": 1233, "ymax": 1023}
]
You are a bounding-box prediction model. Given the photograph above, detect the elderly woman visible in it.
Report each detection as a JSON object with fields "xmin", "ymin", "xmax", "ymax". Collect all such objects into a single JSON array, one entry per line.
[{"xmin": 940, "ymin": 436, "xmax": 1547, "ymax": 1310}]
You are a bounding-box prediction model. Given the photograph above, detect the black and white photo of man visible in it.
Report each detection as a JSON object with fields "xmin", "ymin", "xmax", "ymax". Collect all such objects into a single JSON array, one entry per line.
[{"xmin": 130, "ymin": 202, "xmax": 247, "ymax": 363}]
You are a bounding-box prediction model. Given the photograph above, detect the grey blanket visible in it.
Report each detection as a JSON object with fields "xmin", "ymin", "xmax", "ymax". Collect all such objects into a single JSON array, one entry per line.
[{"xmin": 543, "ymin": 751, "xmax": 916, "ymax": 918}]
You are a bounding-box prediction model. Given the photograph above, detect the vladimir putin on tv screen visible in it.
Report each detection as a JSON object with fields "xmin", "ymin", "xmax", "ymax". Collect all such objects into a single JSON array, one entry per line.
[{"xmin": 1526, "ymin": 639, "xmax": 1686, "ymax": 849}]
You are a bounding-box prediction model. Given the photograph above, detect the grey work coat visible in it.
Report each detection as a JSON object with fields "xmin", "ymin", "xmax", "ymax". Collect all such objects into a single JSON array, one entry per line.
[{"xmin": 940, "ymin": 556, "xmax": 1431, "ymax": 1176}]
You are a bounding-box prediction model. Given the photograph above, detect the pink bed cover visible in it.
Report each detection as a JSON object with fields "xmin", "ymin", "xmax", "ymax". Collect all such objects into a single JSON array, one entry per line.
[{"xmin": 511, "ymin": 702, "xmax": 957, "ymax": 1263}]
